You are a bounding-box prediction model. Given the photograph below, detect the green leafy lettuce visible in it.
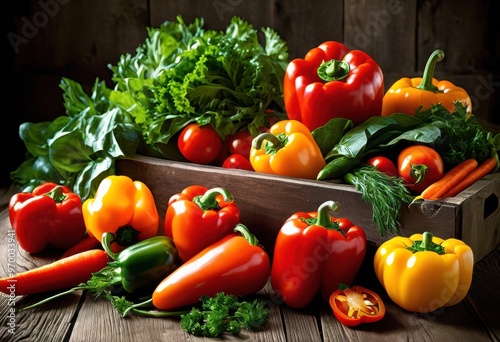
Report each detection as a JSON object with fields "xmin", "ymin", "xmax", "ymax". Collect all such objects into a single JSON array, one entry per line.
[{"xmin": 11, "ymin": 16, "xmax": 289, "ymax": 200}]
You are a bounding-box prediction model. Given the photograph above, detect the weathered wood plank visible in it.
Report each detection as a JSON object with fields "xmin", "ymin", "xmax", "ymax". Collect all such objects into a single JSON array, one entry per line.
[
  {"xmin": 0, "ymin": 210, "xmax": 81, "ymax": 341},
  {"xmin": 344, "ymin": 0, "xmax": 417, "ymax": 74},
  {"xmin": 272, "ymin": 0, "xmax": 343, "ymax": 59},
  {"xmin": 14, "ymin": 0, "xmax": 149, "ymax": 83},
  {"xmin": 69, "ymin": 281, "xmax": 286, "ymax": 341},
  {"xmin": 149, "ymin": 0, "xmax": 273, "ymax": 32},
  {"xmin": 465, "ymin": 246, "xmax": 500, "ymax": 341},
  {"xmin": 417, "ymin": 0, "xmax": 498, "ymax": 122},
  {"xmin": 115, "ymin": 155, "xmax": 500, "ymax": 262}
]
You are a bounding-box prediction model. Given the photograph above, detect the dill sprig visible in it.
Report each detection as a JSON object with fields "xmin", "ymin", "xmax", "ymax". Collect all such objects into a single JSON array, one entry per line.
[{"xmin": 344, "ymin": 166, "xmax": 414, "ymax": 236}]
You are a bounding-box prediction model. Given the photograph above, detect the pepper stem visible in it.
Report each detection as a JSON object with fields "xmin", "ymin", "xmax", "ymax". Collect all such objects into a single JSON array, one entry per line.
[
  {"xmin": 45, "ymin": 186, "xmax": 66, "ymax": 203},
  {"xmin": 102, "ymin": 232, "xmax": 120, "ymax": 260},
  {"xmin": 193, "ymin": 187, "xmax": 234, "ymax": 210},
  {"xmin": 316, "ymin": 200, "xmax": 341, "ymax": 227},
  {"xmin": 252, "ymin": 132, "xmax": 283, "ymax": 150},
  {"xmin": 407, "ymin": 231, "xmax": 446, "ymax": 254},
  {"xmin": 234, "ymin": 224, "xmax": 259, "ymax": 246},
  {"xmin": 416, "ymin": 49, "xmax": 444, "ymax": 92},
  {"xmin": 317, "ymin": 59, "xmax": 350, "ymax": 82}
]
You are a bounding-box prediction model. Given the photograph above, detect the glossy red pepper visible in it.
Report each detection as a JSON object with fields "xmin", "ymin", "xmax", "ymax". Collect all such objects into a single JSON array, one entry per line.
[
  {"xmin": 271, "ymin": 201, "xmax": 367, "ymax": 308},
  {"xmin": 284, "ymin": 41, "xmax": 384, "ymax": 131},
  {"xmin": 329, "ymin": 284, "xmax": 385, "ymax": 327},
  {"xmin": 8, "ymin": 183, "xmax": 86, "ymax": 253},
  {"xmin": 164, "ymin": 186, "xmax": 241, "ymax": 262},
  {"xmin": 152, "ymin": 224, "xmax": 270, "ymax": 310}
]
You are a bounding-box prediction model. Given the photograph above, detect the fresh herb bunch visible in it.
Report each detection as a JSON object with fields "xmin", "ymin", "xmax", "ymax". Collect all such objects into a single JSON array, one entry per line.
[
  {"xmin": 344, "ymin": 166, "xmax": 414, "ymax": 236},
  {"xmin": 109, "ymin": 15, "xmax": 288, "ymax": 158},
  {"xmin": 415, "ymin": 102, "xmax": 494, "ymax": 167},
  {"xmin": 11, "ymin": 16, "xmax": 289, "ymax": 201},
  {"xmin": 180, "ymin": 292, "xmax": 270, "ymax": 338}
]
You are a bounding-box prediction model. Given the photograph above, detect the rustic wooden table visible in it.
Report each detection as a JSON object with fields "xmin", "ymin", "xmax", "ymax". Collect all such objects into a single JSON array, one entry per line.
[{"xmin": 0, "ymin": 206, "xmax": 498, "ymax": 342}]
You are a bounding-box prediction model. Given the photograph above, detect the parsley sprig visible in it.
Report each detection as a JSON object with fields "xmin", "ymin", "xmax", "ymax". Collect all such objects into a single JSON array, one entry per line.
[{"xmin": 180, "ymin": 292, "xmax": 270, "ymax": 338}]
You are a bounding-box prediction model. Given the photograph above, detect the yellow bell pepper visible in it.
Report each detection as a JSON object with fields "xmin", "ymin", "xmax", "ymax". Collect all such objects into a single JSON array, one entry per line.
[
  {"xmin": 82, "ymin": 175, "xmax": 159, "ymax": 251},
  {"xmin": 381, "ymin": 49, "xmax": 472, "ymax": 117},
  {"xmin": 249, "ymin": 120, "xmax": 326, "ymax": 180},
  {"xmin": 373, "ymin": 231, "xmax": 473, "ymax": 313}
]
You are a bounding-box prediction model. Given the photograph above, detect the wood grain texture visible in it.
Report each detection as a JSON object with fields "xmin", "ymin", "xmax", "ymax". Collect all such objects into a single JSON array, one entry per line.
[
  {"xmin": 149, "ymin": 0, "xmax": 273, "ymax": 32},
  {"xmin": 115, "ymin": 155, "xmax": 500, "ymax": 262},
  {"xmin": 0, "ymin": 208, "xmax": 499, "ymax": 341},
  {"xmin": 272, "ymin": 0, "xmax": 343, "ymax": 59},
  {"xmin": 344, "ymin": 0, "xmax": 417, "ymax": 74}
]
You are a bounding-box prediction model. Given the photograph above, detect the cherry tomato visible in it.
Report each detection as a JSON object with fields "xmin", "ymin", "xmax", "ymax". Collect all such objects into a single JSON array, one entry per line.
[
  {"xmin": 222, "ymin": 154, "xmax": 254, "ymax": 171},
  {"xmin": 178, "ymin": 123, "xmax": 222, "ymax": 165},
  {"xmin": 213, "ymin": 136, "xmax": 231, "ymax": 166},
  {"xmin": 228, "ymin": 129, "xmax": 254, "ymax": 159},
  {"xmin": 334, "ymin": 217, "xmax": 354, "ymax": 231},
  {"xmin": 397, "ymin": 145, "xmax": 444, "ymax": 193},
  {"xmin": 329, "ymin": 285, "xmax": 385, "ymax": 327},
  {"xmin": 365, "ymin": 156, "xmax": 398, "ymax": 177}
]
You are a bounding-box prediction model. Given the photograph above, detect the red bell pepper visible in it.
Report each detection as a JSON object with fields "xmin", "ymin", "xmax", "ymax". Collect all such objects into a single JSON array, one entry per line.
[
  {"xmin": 152, "ymin": 224, "xmax": 270, "ymax": 311},
  {"xmin": 284, "ymin": 41, "xmax": 384, "ymax": 131},
  {"xmin": 8, "ymin": 183, "xmax": 87, "ymax": 254},
  {"xmin": 164, "ymin": 186, "xmax": 241, "ymax": 262},
  {"xmin": 271, "ymin": 200, "xmax": 367, "ymax": 308}
]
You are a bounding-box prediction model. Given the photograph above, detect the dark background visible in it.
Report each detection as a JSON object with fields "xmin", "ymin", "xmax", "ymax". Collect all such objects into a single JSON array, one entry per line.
[{"xmin": 1, "ymin": 0, "xmax": 499, "ymax": 187}]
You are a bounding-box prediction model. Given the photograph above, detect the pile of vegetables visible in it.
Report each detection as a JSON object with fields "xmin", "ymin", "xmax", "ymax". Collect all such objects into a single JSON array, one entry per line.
[
  {"xmin": 2, "ymin": 15, "xmax": 499, "ymax": 334},
  {"xmin": 1, "ymin": 174, "xmax": 477, "ymax": 334},
  {"xmin": 11, "ymin": 16, "xmax": 288, "ymax": 200}
]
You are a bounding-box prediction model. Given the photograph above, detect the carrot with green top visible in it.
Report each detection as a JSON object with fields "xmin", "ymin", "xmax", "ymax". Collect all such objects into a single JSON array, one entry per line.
[
  {"xmin": 440, "ymin": 158, "xmax": 497, "ymax": 198},
  {"xmin": 0, "ymin": 249, "xmax": 109, "ymax": 295},
  {"xmin": 420, "ymin": 159, "xmax": 478, "ymax": 200}
]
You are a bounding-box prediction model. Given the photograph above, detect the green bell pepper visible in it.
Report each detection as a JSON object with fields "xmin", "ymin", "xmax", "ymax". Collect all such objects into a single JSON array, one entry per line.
[{"xmin": 102, "ymin": 232, "xmax": 178, "ymax": 293}]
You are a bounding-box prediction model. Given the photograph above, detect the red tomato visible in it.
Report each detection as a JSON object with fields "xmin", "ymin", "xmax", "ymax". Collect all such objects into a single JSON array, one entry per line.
[
  {"xmin": 178, "ymin": 123, "xmax": 222, "ymax": 165},
  {"xmin": 213, "ymin": 136, "xmax": 231, "ymax": 166},
  {"xmin": 334, "ymin": 217, "xmax": 354, "ymax": 231},
  {"xmin": 222, "ymin": 154, "xmax": 254, "ymax": 171},
  {"xmin": 228, "ymin": 129, "xmax": 254, "ymax": 159},
  {"xmin": 397, "ymin": 145, "xmax": 444, "ymax": 193},
  {"xmin": 365, "ymin": 156, "xmax": 398, "ymax": 177}
]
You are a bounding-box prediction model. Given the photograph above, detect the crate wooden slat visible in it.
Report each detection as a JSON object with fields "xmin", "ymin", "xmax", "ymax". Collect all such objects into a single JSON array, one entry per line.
[{"xmin": 115, "ymin": 155, "xmax": 500, "ymax": 262}]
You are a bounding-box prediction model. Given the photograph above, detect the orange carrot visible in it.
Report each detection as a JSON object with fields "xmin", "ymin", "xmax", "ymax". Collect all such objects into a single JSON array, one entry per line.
[
  {"xmin": 440, "ymin": 157, "xmax": 497, "ymax": 198},
  {"xmin": 59, "ymin": 234, "xmax": 101, "ymax": 260},
  {"xmin": 0, "ymin": 249, "xmax": 109, "ymax": 295},
  {"xmin": 420, "ymin": 159, "xmax": 478, "ymax": 200}
]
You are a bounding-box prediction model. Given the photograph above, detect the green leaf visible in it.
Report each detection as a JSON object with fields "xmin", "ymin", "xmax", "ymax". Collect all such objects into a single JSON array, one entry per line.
[
  {"xmin": 72, "ymin": 155, "xmax": 115, "ymax": 201},
  {"xmin": 312, "ymin": 118, "xmax": 353, "ymax": 156},
  {"xmin": 19, "ymin": 117, "xmax": 70, "ymax": 157}
]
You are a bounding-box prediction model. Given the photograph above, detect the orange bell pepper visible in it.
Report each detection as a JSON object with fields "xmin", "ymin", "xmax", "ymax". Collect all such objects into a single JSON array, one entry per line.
[
  {"xmin": 82, "ymin": 175, "xmax": 159, "ymax": 251},
  {"xmin": 249, "ymin": 120, "xmax": 326, "ymax": 180},
  {"xmin": 382, "ymin": 49, "xmax": 472, "ymax": 117}
]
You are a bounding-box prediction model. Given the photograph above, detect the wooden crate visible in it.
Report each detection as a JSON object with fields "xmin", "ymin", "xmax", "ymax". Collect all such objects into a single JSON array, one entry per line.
[{"xmin": 116, "ymin": 155, "xmax": 500, "ymax": 263}]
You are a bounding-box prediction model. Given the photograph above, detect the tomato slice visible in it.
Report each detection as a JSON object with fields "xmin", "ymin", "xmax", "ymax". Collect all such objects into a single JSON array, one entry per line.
[{"xmin": 329, "ymin": 285, "xmax": 385, "ymax": 327}]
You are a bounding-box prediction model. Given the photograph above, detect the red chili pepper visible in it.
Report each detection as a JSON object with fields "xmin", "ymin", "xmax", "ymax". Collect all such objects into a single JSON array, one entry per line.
[
  {"xmin": 152, "ymin": 224, "xmax": 270, "ymax": 310},
  {"xmin": 284, "ymin": 41, "xmax": 384, "ymax": 131},
  {"xmin": 164, "ymin": 186, "xmax": 241, "ymax": 262},
  {"xmin": 329, "ymin": 284, "xmax": 385, "ymax": 327},
  {"xmin": 8, "ymin": 183, "xmax": 87, "ymax": 254},
  {"xmin": 271, "ymin": 201, "xmax": 367, "ymax": 308}
]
